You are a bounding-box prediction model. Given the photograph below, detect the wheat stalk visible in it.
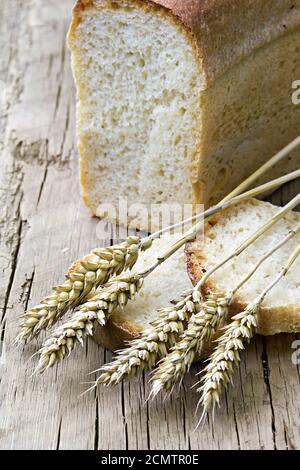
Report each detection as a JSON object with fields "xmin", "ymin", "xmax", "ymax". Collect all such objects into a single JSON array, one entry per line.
[
  {"xmin": 35, "ymin": 273, "xmax": 144, "ymax": 373},
  {"xmin": 16, "ymin": 135, "xmax": 300, "ymax": 344},
  {"xmin": 17, "ymin": 160, "xmax": 300, "ymax": 345},
  {"xmin": 24, "ymin": 138, "xmax": 300, "ymax": 380},
  {"xmin": 84, "ymin": 182, "xmax": 300, "ymax": 386},
  {"xmin": 91, "ymin": 192, "xmax": 300, "ymax": 390},
  {"xmin": 199, "ymin": 242, "xmax": 300, "ymax": 415},
  {"xmin": 92, "ymin": 289, "xmax": 201, "ymax": 387},
  {"xmin": 16, "ymin": 236, "xmax": 152, "ymax": 343}
]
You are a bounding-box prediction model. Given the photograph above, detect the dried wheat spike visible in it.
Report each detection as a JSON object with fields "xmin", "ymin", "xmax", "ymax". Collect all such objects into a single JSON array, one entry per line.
[
  {"xmin": 35, "ymin": 274, "xmax": 144, "ymax": 373},
  {"xmin": 17, "ymin": 236, "xmax": 152, "ymax": 343},
  {"xmin": 198, "ymin": 302, "xmax": 259, "ymax": 413}
]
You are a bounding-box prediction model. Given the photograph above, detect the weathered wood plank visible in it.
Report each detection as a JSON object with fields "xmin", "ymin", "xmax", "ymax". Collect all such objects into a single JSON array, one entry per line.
[
  {"xmin": 0, "ymin": 0, "xmax": 300, "ymax": 451},
  {"xmin": 0, "ymin": 0, "xmax": 100, "ymax": 450}
]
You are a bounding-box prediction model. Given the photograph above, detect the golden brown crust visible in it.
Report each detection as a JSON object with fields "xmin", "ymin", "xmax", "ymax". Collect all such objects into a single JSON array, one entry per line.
[{"xmin": 153, "ymin": 0, "xmax": 300, "ymax": 83}]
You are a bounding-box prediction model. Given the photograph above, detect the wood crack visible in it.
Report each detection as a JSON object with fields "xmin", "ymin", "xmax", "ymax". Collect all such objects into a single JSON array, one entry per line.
[
  {"xmin": 94, "ymin": 393, "xmax": 99, "ymax": 450},
  {"xmin": 36, "ymin": 164, "xmax": 49, "ymax": 208},
  {"xmin": 1, "ymin": 194, "xmax": 23, "ymax": 326},
  {"xmin": 121, "ymin": 381, "xmax": 129, "ymax": 450},
  {"xmin": 19, "ymin": 270, "xmax": 35, "ymax": 311},
  {"xmin": 144, "ymin": 373, "xmax": 151, "ymax": 450},
  {"xmin": 55, "ymin": 417, "xmax": 62, "ymax": 450},
  {"xmin": 261, "ymin": 338, "xmax": 277, "ymax": 450},
  {"xmin": 232, "ymin": 403, "xmax": 241, "ymax": 450}
]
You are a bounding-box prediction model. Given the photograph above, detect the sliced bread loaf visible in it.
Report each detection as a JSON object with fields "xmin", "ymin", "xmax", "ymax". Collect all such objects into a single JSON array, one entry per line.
[
  {"xmin": 68, "ymin": 0, "xmax": 300, "ymax": 230},
  {"xmin": 94, "ymin": 199, "xmax": 300, "ymax": 354}
]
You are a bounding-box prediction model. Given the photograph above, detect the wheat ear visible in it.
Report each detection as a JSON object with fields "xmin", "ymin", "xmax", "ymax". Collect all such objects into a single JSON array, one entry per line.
[
  {"xmin": 35, "ymin": 221, "xmax": 204, "ymax": 373},
  {"xmin": 29, "ymin": 136, "xmax": 300, "ymax": 373},
  {"xmin": 93, "ymin": 191, "xmax": 300, "ymax": 389},
  {"xmin": 35, "ymin": 273, "xmax": 144, "ymax": 373},
  {"xmin": 16, "ymin": 236, "xmax": 152, "ymax": 343},
  {"xmin": 34, "ymin": 231, "xmax": 203, "ymax": 374},
  {"xmin": 199, "ymin": 242, "xmax": 300, "ymax": 415},
  {"xmin": 150, "ymin": 202, "xmax": 300, "ymax": 394}
]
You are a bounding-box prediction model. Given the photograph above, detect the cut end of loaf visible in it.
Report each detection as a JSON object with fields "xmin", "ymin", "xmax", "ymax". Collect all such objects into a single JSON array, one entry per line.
[
  {"xmin": 68, "ymin": 0, "xmax": 203, "ymax": 231},
  {"xmin": 186, "ymin": 199, "xmax": 300, "ymax": 336}
]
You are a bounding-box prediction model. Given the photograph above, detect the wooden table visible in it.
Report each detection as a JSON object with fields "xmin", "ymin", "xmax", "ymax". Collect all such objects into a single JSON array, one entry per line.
[{"xmin": 1, "ymin": 0, "xmax": 300, "ymax": 450}]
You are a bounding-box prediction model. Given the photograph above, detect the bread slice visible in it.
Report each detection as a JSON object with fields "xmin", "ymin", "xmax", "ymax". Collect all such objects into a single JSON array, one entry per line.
[
  {"xmin": 68, "ymin": 0, "xmax": 300, "ymax": 230},
  {"xmin": 186, "ymin": 199, "xmax": 300, "ymax": 336},
  {"xmin": 93, "ymin": 199, "xmax": 300, "ymax": 353}
]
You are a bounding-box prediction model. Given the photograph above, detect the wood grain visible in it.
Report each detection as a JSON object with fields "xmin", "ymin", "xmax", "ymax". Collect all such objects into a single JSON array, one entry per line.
[{"xmin": 0, "ymin": 0, "xmax": 300, "ymax": 450}]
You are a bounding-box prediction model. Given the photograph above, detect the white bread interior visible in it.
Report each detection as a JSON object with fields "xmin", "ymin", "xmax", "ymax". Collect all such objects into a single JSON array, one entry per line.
[{"xmin": 68, "ymin": 0, "xmax": 300, "ymax": 230}]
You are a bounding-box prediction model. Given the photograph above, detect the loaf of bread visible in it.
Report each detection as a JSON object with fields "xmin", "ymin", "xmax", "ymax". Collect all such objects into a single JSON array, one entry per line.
[
  {"xmin": 93, "ymin": 199, "xmax": 300, "ymax": 352},
  {"xmin": 68, "ymin": 0, "xmax": 300, "ymax": 230}
]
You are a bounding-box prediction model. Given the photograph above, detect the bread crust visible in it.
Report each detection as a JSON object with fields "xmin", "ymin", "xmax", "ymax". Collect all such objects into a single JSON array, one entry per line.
[
  {"xmin": 186, "ymin": 246, "xmax": 300, "ymax": 336},
  {"xmin": 154, "ymin": 0, "xmax": 300, "ymax": 83},
  {"xmin": 93, "ymin": 316, "xmax": 140, "ymax": 351}
]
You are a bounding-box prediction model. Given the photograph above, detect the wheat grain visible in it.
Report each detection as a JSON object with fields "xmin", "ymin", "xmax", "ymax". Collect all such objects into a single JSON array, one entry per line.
[
  {"xmin": 150, "ymin": 292, "xmax": 232, "ymax": 396},
  {"xmin": 35, "ymin": 273, "xmax": 144, "ymax": 373},
  {"xmin": 93, "ymin": 289, "xmax": 201, "ymax": 387},
  {"xmin": 16, "ymin": 236, "xmax": 152, "ymax": 343}
]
